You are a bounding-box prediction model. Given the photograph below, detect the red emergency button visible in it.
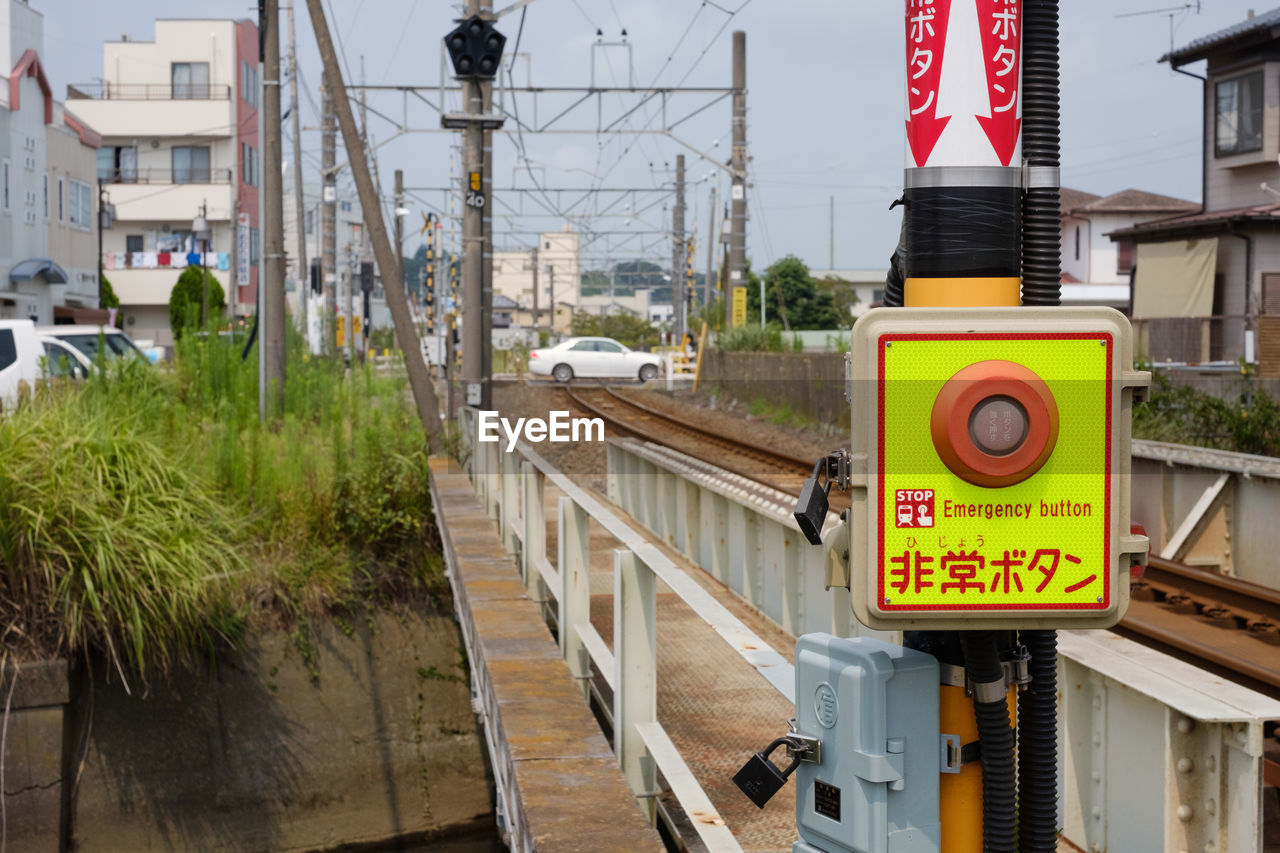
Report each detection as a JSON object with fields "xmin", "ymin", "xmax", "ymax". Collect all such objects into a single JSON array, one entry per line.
[{"xmin": 930, "ymin": 360, "xmax": 1059, "ymax": 488}]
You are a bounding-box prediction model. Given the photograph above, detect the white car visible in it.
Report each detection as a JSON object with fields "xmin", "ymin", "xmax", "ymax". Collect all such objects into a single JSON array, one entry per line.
[
  {"xmin": 36, "ymin": 325, "xmax": 147, "ymax": 366},
  {"xmin": 529, "ymin": 337, "xmax": 661, "ymax": 383},
  {"xmin": 38, "ymin": 335, "xmax": 92, "ymax": 379},
  {"xmin": 0, "ymin": 319, "xmax": 42, "ymax": 407}
]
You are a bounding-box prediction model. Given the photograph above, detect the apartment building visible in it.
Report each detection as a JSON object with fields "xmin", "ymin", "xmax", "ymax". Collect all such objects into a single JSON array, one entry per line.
[
  {"xmin": 0, "ymin": 0, "xmax": 101, "ymax": 325},
  {"xmin": 68, "ymin": 18, "xmax": 260, "ymax": 349},
  {"xmin": 493, "ymin": 225, "xmax": 582, "ymax": 310}
]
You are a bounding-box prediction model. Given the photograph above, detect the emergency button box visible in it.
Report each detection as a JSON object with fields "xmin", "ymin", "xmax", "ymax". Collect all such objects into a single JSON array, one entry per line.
[{"xmin": 845, "ymin": 307, "xmax": 1150, "ymax": 631}]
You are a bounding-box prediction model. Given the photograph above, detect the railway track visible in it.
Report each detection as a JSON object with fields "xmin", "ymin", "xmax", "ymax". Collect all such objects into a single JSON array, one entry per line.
[{"xmin": 555, "ymin": 382, "xmax": 1280, "ymax": 700}]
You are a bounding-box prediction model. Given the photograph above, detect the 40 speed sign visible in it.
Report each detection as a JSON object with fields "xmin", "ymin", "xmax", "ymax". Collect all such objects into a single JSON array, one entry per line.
[{"xmin": 844, "ymin": 307, "xmax": 1151, "ymax": 631}]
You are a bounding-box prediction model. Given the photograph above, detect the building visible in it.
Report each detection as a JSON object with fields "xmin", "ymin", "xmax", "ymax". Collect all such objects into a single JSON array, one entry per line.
[
  {"xmin": 808, "ymin": 269, "xmax": 891, "ymax": 317},
  {"xmin": 0, "ymin": 0, "xmax": 102, "ymax": 326},
  {"xmin": 1059, "ymin": 188, "xmax": 1197, "ymax": 308},
  {"xmin": 68, "ymin": 18, "xmax": 261, "ymax": 349},
  {"xmin": 1110, "ymin": 8, "xmax": 1280, "ymax": 367},
  {"xmin": 493, "ymin": 225, "xmax": 581, "ymax": 310}
]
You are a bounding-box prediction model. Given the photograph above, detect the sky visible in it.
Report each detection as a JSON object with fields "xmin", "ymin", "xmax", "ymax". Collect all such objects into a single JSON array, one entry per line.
[{"xmin": 40, "ymin": 0, "xmax": 1266, "ymax": 275}]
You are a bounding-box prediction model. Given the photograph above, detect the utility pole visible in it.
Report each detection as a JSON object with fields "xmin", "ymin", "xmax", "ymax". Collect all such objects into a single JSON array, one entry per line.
[
  {"xmin": 394, "ymin": 168, "xmax": 404, "ymax": 308},
  {"xmin": 287, "ymin": 2, "xmax": 307, "ymax": 346},
  {"xmin": 263, "ymin": 0, "xmax": 286, "ymax": 414},
  {"xmin": 305, "ymin": 0, "xmax": 444, "ymax": 449},
  {"xmin": 342, "ymin": 245, "xmax": 353, "ymax": 366},
  {"xmin": 704, "ymin": 184, "xmax": 716, "ymax": 311},
  {"xmin": 548, "ymin": 263, "xmax": 555, "ymax": 337},
  {"xmin": 530, "ymin": 244, "xmax": 539, "ymax": 337},
  {"xmin": 726, "ymin": 30, "xmax": 747, "ymax": 329},
  {"xmin": 673, "ymin": 153, "xmax": 686, "ymax": 345},
  {"xmin": 829, "ymin": 195, "xmax": 835, "ymax": 270},
  {"xmin": 321, "ymin": 83, "xmax": 337, "ymax": 354},
  {"xmin": 358, "ymin": 55, "xmax": 374, "ymax": 364}
]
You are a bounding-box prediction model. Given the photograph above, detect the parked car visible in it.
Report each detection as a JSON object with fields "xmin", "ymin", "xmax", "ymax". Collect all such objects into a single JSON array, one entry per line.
[
  {"xmin": 528, "ymin": 337, "xmax": 661, "ymax": 383},
  {"xmin": 0, "ymin": 319, "xmax": 43, "ymax": 407},
  {"xmin": 38, "ymin": 335, "xmax": 92, "ymax": 379},
  {"xmin": 36, "ymin": 325, "xmax": 147, "ymax": 365}
]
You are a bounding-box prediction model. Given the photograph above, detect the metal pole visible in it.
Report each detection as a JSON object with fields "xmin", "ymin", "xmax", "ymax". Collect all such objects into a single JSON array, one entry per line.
[
  {"xmin": 200, "ymin": 200, "xmax": 209, "ymax": 324},
  {"xmin": 321, "ymin": 83, "xmax": 337, "ymax": 354},
  {"xmin": 727, "ymin": 30, "xmax": 747, "ymax": 329},
  {"xmin": 287, "ymin": 1, "xmax": 308, "ymax": 347},
  {"xmin": 704, "ymin": 184, "xmax": 716, "ymax": 312},
  {"xmin": 358, "ymin": 55, "xmax": 371, "ymax": 365},
  {"xmin": 548, "ymin": 264, "xmax": 555, "ymax": 338},
  {"xmin": 673, "ymin": 154, "xmax": 686, "ymax": 345},
  {"xmin": 343, "ymin": 245, "xmax": 354, "ymax": 366},
  {"xmin": 829, "ymin": 195, "xmax": 835, "ymax": 270},
  {"xmin": 459, "ymin": 0, "xmax": 494, "ymax": 408},
  {"xmin": 263, "ymin": 0, "xmax": 287, "ymax": 413},
  {"xmin": 97, "ymin": 180, "xmax": 105, "ymax": 309},
  {"xmin": 531, "ymin": 244, "xmax": 539, "ymax": 337},
  {"xmin": 394, "ymin": 167, "xmax": 404, "ymax": 324},
  {"xmin": 482, "ymin": 89, "xmax": 494, "ymax": 405}
]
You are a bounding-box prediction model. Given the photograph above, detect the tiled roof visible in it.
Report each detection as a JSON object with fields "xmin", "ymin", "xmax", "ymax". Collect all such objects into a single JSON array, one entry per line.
[
  {"xmin": 1163, "ymin": 7, "xmax": 1280, "ymax": 66},
  {"xmin": 1075, "ymin": 189, "xmax": 1199, "ymax": 215},
  {"xmin": 1060, "ymin": 188, "xmax": 1102, "ymax": 217},
  {"xmin": 1107, "ymin": 201, "xmax": 1280, "ymax": 239}
]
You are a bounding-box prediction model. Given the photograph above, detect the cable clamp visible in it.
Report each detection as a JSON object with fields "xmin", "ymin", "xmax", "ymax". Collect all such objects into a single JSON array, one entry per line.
[
  {"xmin": 940, "ymin": 734, "xmax": 983, "ymax": 773},
  {"xmin": 1024, "ymin": 164, "xmax": 1061, "ymax": 189}
]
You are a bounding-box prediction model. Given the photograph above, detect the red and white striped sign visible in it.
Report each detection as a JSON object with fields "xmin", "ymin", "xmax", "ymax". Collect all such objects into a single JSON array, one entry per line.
[{"xmin": 905, "ymin": 0, "xmax": 1022, "ymax": 169}]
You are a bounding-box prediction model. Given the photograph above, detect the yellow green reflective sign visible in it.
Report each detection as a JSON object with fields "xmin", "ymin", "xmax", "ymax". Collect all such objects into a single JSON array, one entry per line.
[{"xmin": 876, "ymin": 333, "xmax": 1113, "ymax": 615}]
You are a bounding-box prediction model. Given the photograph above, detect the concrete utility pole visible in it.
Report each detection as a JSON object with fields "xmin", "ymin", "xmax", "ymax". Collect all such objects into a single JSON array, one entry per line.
[
  {"xmin": 673, "ymin": 153, "xmax": 686, "ymax": 344},
  {"xmin": 704, "ymin": 184, "xmax": 716, "ymax": 310},
  {"xmin": 321, "ymin": 84, "xmax": 337, "ymax": 353},
  {"xmin": 287, "ymin": 2, "xmax": 307, "ymax": 342},
  {"xmin": 726, "ymin": 30, "xmax": 747, "ymax": 329},
  {"xmin": 304, "ymin": 0, "xmax": 444, "ymax": 450},
  {"xmin": 358, "ymin": 55, "xmax": 373, "ymax": 364},
  {"xmin": 530, "ymin": 244, "xmax": 539, "ymax": 335},
  {"xmin": 263, "ymin": 0, "xmax": 286, "ymax": 413},
  {"xmin": 394, "ymin": 168, "xmax": 404, "ymax": 305},
  {"xmin": 548, "ymin": 263, "xmax": 555, "ymax": 337},
  {"xmin": 343, "ymin": 245, "xmax": 354, "ymax": 366}
]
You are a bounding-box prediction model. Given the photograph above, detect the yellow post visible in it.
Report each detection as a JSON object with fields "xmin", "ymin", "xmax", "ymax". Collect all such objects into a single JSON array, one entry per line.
[{"xmin": 692, "ymin": 321, "xmax": 709, "ymax": 393}]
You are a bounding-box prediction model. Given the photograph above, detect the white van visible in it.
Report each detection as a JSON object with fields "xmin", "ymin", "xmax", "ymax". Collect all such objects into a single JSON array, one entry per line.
[{"xmin": 0, "ymin": 319, "xmax": 43, "ymax": 409}]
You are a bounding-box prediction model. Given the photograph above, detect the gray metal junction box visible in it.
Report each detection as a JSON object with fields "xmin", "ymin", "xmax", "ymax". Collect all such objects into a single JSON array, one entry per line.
[{"xmin": 793, "ymin": 635, "xmax": 940, "ymax": 853}]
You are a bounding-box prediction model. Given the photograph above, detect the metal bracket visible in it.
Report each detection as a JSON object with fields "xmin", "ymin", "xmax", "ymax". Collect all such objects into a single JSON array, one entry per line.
[
  {"xmin": 786, "ymin": 719, "xmax": 823, "ymax": 765},
  {"xmin": 941, "ymin": 734, "xmax": 983, "ymax": 773}
]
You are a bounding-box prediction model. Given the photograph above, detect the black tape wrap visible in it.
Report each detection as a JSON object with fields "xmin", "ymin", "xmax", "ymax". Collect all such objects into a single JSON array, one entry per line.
[{"xmin": 903, "ymin": 186, "xmax": 1022, "ymax": 280}]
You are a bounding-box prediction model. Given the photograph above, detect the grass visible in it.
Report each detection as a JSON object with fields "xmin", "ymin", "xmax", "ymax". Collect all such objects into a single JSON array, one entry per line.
[
  {"xmin": 747, "ymin": 397, "xmax": 816, "ymax": 431},
  {"xmin": 0, "ymin": 326, "xmax": 444, "ymax": 684}
]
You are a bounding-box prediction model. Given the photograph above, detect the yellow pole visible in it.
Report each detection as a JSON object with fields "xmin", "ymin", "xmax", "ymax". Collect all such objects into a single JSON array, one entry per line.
[{"xmin": 692, "ymin": 321, "xmax": 709, "ymax": 393}]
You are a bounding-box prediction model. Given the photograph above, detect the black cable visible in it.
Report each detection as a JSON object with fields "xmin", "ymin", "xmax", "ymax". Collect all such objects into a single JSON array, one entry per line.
[
  {"xmin": 1018, "ymin": 630, "xmax": 1060, "ymax": 852},
  {"xmin": 960, "ymin": 631, "xmax": 1018, "ymax": 853}
]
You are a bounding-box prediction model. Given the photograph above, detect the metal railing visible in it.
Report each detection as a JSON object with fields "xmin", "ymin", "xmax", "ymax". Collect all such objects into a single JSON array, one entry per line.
[
  {"xmin": 460, "ymin": 406, "xmax": 792, "ymax": 852},
  {"xmin": 1132, "ymin": 315, "xmax": 1249, "ymax": 365},
  {"xmin": 68, "ymin": 83, "xmax": 231, "ymax": 101},
  {"xmin": 98, "ymin": 168, "xmax": 234, "ymax": 186}
]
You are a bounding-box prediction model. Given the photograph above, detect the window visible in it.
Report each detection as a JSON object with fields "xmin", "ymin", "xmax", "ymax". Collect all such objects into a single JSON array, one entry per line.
[
  {"xmin": 1216, "ymin": 71, "xmax": 1264, "ymax": 157},
  {"xmin": 125, "ymin": 234, "xmax": 144, "ymax": 253},
  {"xmin": 41, "ymin": 174, "xmax": 47, "ymax": 219},
  {"xmin": 240, "ymin": 61, "xmax": 259, "ymax": 108},
  {"xmin": 56, "ymin": 177, "xmax": 63, "ymax": 222},
  {"xmin": 241, "ymin": 143, "xmax": 258, "ymax": 187},
  {"xmin": 97, "ymin": 146, "xmax": 137, "ymax": 183},
  {"xmin": 0, "ymin": 330, "xmax": 15, "ymax": 371},
  {"xmin": 68, "ymin": 180, "xmax": 92, "ymax": 228},
  {"xmin": 570, "ymin": 341, "xmax": 594, "ymax": 352},
  {"xmin": 171, "ymin": 62, "xmax": 210, "ymax": 99},
  {"xmin": 172, "ymin": 145, "xmax": 211, "ymax": 184},
  {"xmin": 250, "ymin": 227, "xmax": 260, "ymax": 264},
  {"xmin": 1074, "ymin": 226, "xmax": 1081, "ymax": 261},
  {"xmin": 545, "ymin": 241, "xmax": 551, "ymax": 250},
  {"xmin": 596, "ymin": 341, "xmax": 623, "ymax": 353},
  {"xmin": 1116, "ymin": 240, "xmax": 1135, "ymax": 276},
  {"xmin": 305, "ymin": 209, "xmax": 314, "ymax": 234}
]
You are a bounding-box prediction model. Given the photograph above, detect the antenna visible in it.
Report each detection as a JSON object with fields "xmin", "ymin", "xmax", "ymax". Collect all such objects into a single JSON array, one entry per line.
[{"xmin": 1114, "ymin": 3, "xmax": 1202, "ymax": 56}]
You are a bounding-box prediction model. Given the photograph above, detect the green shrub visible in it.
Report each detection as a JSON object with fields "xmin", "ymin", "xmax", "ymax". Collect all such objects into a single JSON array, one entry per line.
[
  {"xmin": 1134, "ymin": 372, "xmax": 1280, "ymax": 457},
  {"xmin": 717, "ymin": 322, "xmax": 785, "ymax": 352},
  {"xmin": 168, "ymin": 266, "xmax": 227, "ymax": 337}
]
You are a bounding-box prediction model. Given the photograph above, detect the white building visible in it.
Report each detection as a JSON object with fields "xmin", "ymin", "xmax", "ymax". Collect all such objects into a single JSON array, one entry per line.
[
  {"xmin": 0, "ymin": 0, "xmax": 101, "ymax": 325},
  {"xmin": 493, "ymin": 224, "xmax": 581, "ymax": 309},
  {"xmin": 1059, "ymin": 188, "xmax": 1198, "ymax": 307},
  {"xmin": 69, "ymin": 18, "xmax": 261, "ymax": 349},
  {"xmin": 808, "ymin": 268, "xmax": 890, "ymax": 317}
]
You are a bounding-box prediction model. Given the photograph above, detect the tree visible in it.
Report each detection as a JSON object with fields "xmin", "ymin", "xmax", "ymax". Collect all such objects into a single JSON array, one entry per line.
[
  {"xmin": 100, "ymin": 274, "xmax": 120, "ymax": 309},
  {"xmin": 748, "ymin": 255, "xmax": 842, "ymax": 330},
  {"xmin": 569, "ymin": 311, "xmax": 661, "ymax": 351},
  {"xmin": 168, "ymin": 266, "xmax": 227, "ymax": 337}
]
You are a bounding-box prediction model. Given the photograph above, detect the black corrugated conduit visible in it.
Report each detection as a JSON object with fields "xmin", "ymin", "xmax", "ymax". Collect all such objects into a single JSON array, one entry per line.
[
  {"xmin": 1020, "ymin": 0, "xmax": 1062, "ymax": 307},
  {"xmin": 960, "ymin": 631, "xmax": 1017, "ymax": 852}
]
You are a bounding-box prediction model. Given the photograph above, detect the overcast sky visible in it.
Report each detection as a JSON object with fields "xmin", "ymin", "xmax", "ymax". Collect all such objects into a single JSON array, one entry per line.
[{"xmin": 41, "ymin": 1, "xmax": 1265, "ymax": 273}]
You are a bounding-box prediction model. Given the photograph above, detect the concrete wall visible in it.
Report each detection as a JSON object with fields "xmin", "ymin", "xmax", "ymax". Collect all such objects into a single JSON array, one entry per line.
[
  {"xmin": 4, "ymin": 607, "xmax": 493, "ymax": 851},
  {"xmin": 700, "ymin": 349, "xmax": 849, "ymax": 431}
]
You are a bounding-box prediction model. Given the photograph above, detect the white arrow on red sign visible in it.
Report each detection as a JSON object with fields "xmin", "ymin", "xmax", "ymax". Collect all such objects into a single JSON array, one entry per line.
[
  {"xmin": 975, "ymin": 0, "xmax": 1022, "ymax": 167},
  {"xmin": 905, "ymin": 0, "xmax": 953, "ymax": 168}
]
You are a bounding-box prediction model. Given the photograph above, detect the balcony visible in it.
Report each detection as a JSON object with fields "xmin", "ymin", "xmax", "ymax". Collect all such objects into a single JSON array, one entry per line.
[
  {"xmin": 105, "ymin": 174, "xmax": 235, "ymax": 224},
  {"xmin": 68, "ymin": 85, "xmax": 236, "ymax": 139},
  {"xmin": 68, "ymin": 83, "xmax": 231, "ymax": 101}
]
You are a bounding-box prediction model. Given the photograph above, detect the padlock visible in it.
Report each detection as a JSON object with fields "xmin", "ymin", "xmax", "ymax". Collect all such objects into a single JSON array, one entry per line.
[
  {"xmin": 794, "ymin": 459, "xmax": 832, "ymax": 546},
  {"xmin": 732, "ymin": 737, "xmax": 803, "ymax": 808}
]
